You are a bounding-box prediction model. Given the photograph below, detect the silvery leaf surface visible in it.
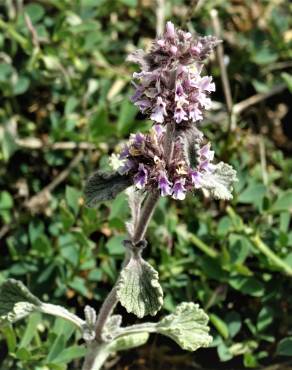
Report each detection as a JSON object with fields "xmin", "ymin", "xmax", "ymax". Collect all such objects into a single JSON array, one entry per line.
[
  {"xmin": 102, "ymin": 315, "xmax": 123, "ymax": 342},
  {"xmin": 200, "ymin": 162, "xmax": 237, "ymax": 200},
  {"xmin": 0, "ymin": 279, "xmax": 41, "ymax": 325},
  {"xmin": 117, "ymin": 252, "xmax": 163, "ymax": 318},
  {"xmin": 157, "ymin": 302, "xmax": 213, "ymax": 351}
]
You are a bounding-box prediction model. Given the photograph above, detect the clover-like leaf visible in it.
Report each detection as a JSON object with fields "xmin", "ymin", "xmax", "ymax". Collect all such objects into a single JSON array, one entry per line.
[
  {"xmin": 156, "ymin": 302, "xmax": 213, "ymax": 351},
  {"xmin": 108, "ymin": 332, "xmax": 150, "ymax": 352},
  {"xmin": 0, "ymin": 279, "xmax": 41, "ymax": 325},
  {"xmin": 84, "ymin": 171, "xmax": 132, "ymax": 207},
  {"xmin": 200, "ymin": 162, "xmax": 237, "ymax": 200},
  {"xmin": 117, "ymin": 252, "xmax": 163, "ymax": 318}
]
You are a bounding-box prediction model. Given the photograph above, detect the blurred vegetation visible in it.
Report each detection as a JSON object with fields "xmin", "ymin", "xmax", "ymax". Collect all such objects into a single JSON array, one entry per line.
[{"xmin": 0, "ymin": 0, "xmax": 292, "ymax": 369}]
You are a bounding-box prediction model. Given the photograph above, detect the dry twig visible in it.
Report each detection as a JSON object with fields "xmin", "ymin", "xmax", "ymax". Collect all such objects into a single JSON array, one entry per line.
[
  {"xmin": 210, "ymin": 9, "xmax": 234, "ymax": 131},
  {"xmin": 233, "ymin": 83, "xmax": 286, "ymax": 115}
]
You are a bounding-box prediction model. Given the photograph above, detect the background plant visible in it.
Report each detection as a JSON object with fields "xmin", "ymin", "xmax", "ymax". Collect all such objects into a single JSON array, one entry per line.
[{"xmin": 0, "ymin": 0, "xmax": 292, "ymax": 369}]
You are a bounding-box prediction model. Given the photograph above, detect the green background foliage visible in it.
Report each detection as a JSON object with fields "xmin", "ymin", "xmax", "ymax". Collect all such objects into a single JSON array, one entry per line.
[{"xmin": 0, "ymin": 0, "xmax": 292, "ymax": 369}]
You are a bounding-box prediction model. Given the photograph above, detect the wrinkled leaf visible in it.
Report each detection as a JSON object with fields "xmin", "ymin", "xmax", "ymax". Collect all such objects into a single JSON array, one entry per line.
[
  {"xmin": 200, "ymin": 162, "xmax": 237, "ymax": 200},
  {"xmin": 157, "ymin": 302, "xmax": 212, "ymax": 351},
  {"xmin": 117, "ymin": 251, "xmax": 163, "ymax": 318},
  {"xmin": 84, "ymin": 171, "xmax": 132, "ymax": 207},
  {"xmin": 102, "ymin": 315, "xmax": 122, "ymax": 342},
  {"xmin": 0, "ymin": 279, "xmax": 41, "ymax": 325}
]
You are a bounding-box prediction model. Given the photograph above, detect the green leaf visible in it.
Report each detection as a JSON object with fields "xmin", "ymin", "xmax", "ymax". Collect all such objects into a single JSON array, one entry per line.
[
  {"xmin": 46, "ymin": 334, "xmax": 66, "ymax": 362},
  {"xmin": 117, "ymin": 250, "xmax": 163, "ymax": 318},
  {"xmin": 117, "ymin": 100, "xmax": 138, "ymax": 135},
  {"xmin": 229, "ymin": 276, "xmax": 265, "ymax": 297},
  {"xmin": 276, "ymin": 337, "xmax": 292, "ymax": 356},
  {"xmin": 238, "ymin": 184, "xmax": 266, "ymax": 207},
  {"xmin": 0, "ymin": 191, "xmax": 13, "ymax": 209},
  {"xmin": 19, "ymin": 312, "xmax": 42, "ymax": 348},
  {"xmin": 106, "ymin": 235, "xmax": 125, "ymax": 256},
  {"xmin": 65, "ymin": 186, "xmax": 81, "ymax": 215},
  {"xmin": 12, "ymin": 76, "xmax": 30, "ymax": 95},
  {"xmin": 109, "ymin": 332, "xmax": 149, "ymax": 352},
  {"xmin": 281, "ymin": 73, "xmax": 292, "ymax": 93},
  {"xmin": 225, "ymin": 311, "xmax": 241, "ymax": 338},
  {"xmin": 157, "ymin": 302, "xmax": 213, "ymax": 351},
  {"xmin": 51, "ymin": 345, "xmax": 87, "ymax": 364},
  {"xmin": 210, "ymin": 313, "xmax": 229, "ymax": 339},
  {"xmin": 271, "ymin": 191, "xmax": 292, "ymax": 213},
  {"xmin": 0, "ymin": 279, "xmax": 41, "ymax": 325},
  {"xmin": 257, "ymin": 306, "xmax": 273, "ymax": 332},
  {"xmin": 24, "ymin": 4, "xmax": 45, "ymax": 23},
  {"xmin": 84, "ymin": 171, "xmax": 132, "ymax": 207},
  {"xmin": 200, "ymin": 162, "xmax": 237, "ymax": 200}
]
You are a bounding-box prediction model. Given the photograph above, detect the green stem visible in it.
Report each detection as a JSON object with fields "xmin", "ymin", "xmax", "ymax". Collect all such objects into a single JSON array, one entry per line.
[
  {"xmin": 0, "ymin": 19, "xmax": 28, "ymax": 48},
  {"xmin": 251, "ymin": 234, "xmax": 292, "ymax": 276},
  {"xmin": 189, "ymin": 234, "xmax": 218, "ymax": 258},
  {"xmin": 226, "ymin": 206, "xmax": 292, "ymax": 276}
]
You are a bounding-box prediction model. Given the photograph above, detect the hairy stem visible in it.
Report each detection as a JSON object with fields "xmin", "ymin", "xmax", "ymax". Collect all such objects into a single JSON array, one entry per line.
[
  {"xmin": 132, "ymin": 191, "xmax": 160, "ymax": 244},
  {"xmin": 83, "ymin": 122, "xmax": 176, "ymax": 369},
  {"xmin": 82, "ymin": 343, "xmax": 110, "ymax": 370},
  {"xmin": 40, "ymin": 303, "xmax": 85, "ymax": 330},
  {"xmin": 132, "ymin": 121, "xmax": 175, "ymax": 244},
  {"xmin": 95, "ymin": 287, "xmax": 118, "ymax": 340}
]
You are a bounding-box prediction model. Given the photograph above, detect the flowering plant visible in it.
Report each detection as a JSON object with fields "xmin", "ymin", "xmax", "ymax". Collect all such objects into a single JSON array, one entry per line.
[{"xmin": 0, "ymin": 22, "xmax": 237, "ymax": 370}]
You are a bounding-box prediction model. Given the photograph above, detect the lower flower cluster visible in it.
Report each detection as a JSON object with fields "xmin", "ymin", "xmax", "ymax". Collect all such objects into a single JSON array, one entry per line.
[{"xmin": 117, "ymin": 125, "xmax": 233, "ymax": 201}]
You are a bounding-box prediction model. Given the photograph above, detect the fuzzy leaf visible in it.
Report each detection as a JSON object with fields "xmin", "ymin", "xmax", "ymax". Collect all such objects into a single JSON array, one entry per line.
[
  {"xmin": 108, "ymin": 332, "xmax": 149, "ymax": 352},
  {"xmin": 117, "ymin": 252, "xmax": 163, "ymax": 318},
  {"xmin": 180, "ymin": 126, "xmax": 203, "ymax": 168},
  {"xmin": 0, "ymin": 279, "xmax": 41, "ymax": 325},
  {"xmin": 84, "ymin": 171, "xmax": 132, "ymax": 207},
  {"xmin": 83, "ymin": 305, "xmax": 97, "ymax": 341},
  {"xmin": 102, "ymin": 315, "xmax": 122, "ymax": 342},
  {"xmin": 201, "ymin": 162, "xmax": 237, "ymax": 200},
  {"xmin": 157, "ymin": 302, "xmax": 213, "ymax": 351}
]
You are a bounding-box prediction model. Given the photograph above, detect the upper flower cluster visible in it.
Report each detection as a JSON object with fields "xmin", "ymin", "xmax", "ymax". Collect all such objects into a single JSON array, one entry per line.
[
  {"xmin": 128, "ymin": 22, "xmax": 219, "ymax": 126},
  {"xmin": 117, "ymin": 126, "xmax": 235, "ymax": 201}
]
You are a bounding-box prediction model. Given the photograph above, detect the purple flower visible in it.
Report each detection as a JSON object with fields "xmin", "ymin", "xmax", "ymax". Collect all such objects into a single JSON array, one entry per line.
[
  {"xmin": 199, "ymin": 143, "xmax": 214, "ymax": 161},
  {"xmin": 133, "ymin": 99, "xmax": 151, "ymax": 113},
  {"xmin": 190, "ymin": 170, "xmax": 202, "ymax": 188},
  {"xmin": 189, "ymin": 104, "xmax": 203, "ymax": 122},
  {"xmin": 158, "ymin": 172, "xmax": 172, "ymax": 196},
  {"xmin": 197, "ymin": 93, "xmax": 212, "ymax": 109},
  {"xmin": 174, "ymin": 106, "xmax": 188, "ymax": 123},
  {"xmin": 165, "ymin": 21, "xmax": 176, "ymax": 39},
  {"xmin": 128, "ymin": 22, "xmax": 219, "ymax": 128},
  {"xmin": 120, "ymin": 146, "xmax": 129, "ymax": 159},
  {"xmin": 153, "ymin": 124, "xmax": 165, "ymax": 138},
  {"xmin": 150, "ymin": 96, "xmax": 167, "ymax": 123},
  {"xmin": 118, "ymin": 159, "xmax": 135, "ymax": 175},
  {"xmin": 199, "ymin": 76, "xmax": 215, "ymax": 92},
  {"xmin": 131, "ymin": 132, "xmax": 145, "ymax": 146},
  {"xmin": 172, "ymin": 178, "xmax": 186, "ymax": 200},
  {"xmin": 170, "ymin": 45, "xmax": 178, "ymax": 55},
  {"xmin": 134, "ymin": 163, "xmax": 148, "ymax": 189}
]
